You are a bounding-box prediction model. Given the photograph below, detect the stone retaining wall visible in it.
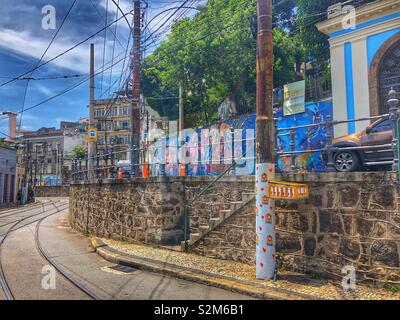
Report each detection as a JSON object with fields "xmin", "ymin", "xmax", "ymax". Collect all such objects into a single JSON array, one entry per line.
[
  {"xmin": 69, "ymin": 178, "xmax": 185, "ymax": 245},
  {"xmin": 190, "ymin": 172, "xmax": 400, "ymax": 285},
  {"xmin": 35, "ymin": 185, "xmax": 70, "ymax": 197},
  {"xmin": 70, "ymin": 172, "xmax": 400, "ymax": 285}
]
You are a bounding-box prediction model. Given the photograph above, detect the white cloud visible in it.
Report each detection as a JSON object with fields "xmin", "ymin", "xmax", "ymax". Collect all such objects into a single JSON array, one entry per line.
[
  {"xmin": 0, "ymin": 28, "xmax": 126, "ymax": 74},
  {"xmin": 99, "ymin": 0, "xmax": 132, "ymax": 20}
]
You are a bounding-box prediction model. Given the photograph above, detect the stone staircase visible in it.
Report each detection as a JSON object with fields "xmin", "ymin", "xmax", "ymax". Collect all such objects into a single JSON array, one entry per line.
[{"xmin": 182, "ymin": 191, "xmax": 255, "ymax": 249}]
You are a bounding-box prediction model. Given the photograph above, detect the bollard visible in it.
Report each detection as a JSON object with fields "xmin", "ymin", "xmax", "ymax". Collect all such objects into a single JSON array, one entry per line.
[
  {"xmin": 388, "ymin": 88, "xmax": 399, "ymax": 172},
  {"xmin": 72, "ymin": 159, "xmax": 76, "ymax": 182},
  {"xmin": 325, "ymin": 115, "xmax": 336, "ymax": 172},
  {"xmin": 85, "ymin": 157, "xmax": 88, "ymax": 181},
  {"xmin": 289, "ymin": 129, "xmax": 296, "ymax": 173},
  {"xmin": 110, "ymin": 147, "xmax": 115, "ymax": 179},
  {"xmin": 78, "ymin": 160, "xmax": 82, "ymax": 181},
  {"xmin": 96, "ymin": 153, "xmax": 100, "ymax": 179}
]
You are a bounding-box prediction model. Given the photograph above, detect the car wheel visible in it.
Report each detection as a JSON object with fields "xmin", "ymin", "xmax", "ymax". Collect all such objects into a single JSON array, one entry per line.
[{"xmin": 334, "ymin": 151, "xmax": 360, "ymax": 172}]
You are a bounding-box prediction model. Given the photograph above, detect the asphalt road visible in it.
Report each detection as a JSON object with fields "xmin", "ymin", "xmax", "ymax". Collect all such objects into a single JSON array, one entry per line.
[{"xmin": 0, "ymin": 198, "xmax": 253, "ymax": 300}]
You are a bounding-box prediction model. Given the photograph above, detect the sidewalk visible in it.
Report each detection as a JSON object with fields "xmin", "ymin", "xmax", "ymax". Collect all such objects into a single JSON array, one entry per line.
[{"xmin": 91, "ymin": 237, "xmax": 400, "ymax": 300}]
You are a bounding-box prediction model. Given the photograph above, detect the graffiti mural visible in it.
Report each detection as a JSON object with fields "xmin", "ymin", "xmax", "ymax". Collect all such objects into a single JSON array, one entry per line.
[
  {"xmin": 146, "ymin": 98, "xmax": 333, "ymax": 176},
  {"xmin": 275, "ymin": 99, "xmax": 333, "ymax": 173}
]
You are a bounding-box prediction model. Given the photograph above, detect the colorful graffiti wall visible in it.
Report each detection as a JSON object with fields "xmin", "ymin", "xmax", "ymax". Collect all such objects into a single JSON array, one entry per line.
[{"xmin": 147, "ymin": 99, "xmax": 333, "ymax": 176}]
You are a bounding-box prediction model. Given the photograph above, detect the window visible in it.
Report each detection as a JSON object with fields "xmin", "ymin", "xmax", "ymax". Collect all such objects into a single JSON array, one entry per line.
[
  {"xmin": 371, "ymin": 119, "xmax": 391, "ymax": 133},
  {"xmin": 119, "ymin": 107, "xmax": 129, "ymax": 116},
  {"xmin": 121, "ymin": 121, "xmax": 129, "ymax": 129}
]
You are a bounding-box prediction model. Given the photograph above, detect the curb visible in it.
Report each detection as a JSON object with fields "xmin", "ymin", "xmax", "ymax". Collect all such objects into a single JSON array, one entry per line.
[{"xmin": 90, "ymin": 238, "xmax": 320, "ymax": 300}]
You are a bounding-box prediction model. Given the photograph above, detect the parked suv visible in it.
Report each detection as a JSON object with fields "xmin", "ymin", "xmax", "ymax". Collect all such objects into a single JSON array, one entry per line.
[{"xmin": 331, "ymin": 117, "xmax": 393, "ymax": 172}]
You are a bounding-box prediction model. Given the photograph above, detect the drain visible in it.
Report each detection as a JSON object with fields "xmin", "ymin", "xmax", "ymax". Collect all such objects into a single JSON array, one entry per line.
[{"xmin": 102, "ymin": 265, "xmax": 138, "ymax": 275}]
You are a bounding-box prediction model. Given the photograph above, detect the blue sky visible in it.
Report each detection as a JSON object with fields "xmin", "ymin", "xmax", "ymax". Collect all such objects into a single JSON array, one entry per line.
[{"xmin": 0, "ymin": 0, "xmax": 199, "ymax": 135}]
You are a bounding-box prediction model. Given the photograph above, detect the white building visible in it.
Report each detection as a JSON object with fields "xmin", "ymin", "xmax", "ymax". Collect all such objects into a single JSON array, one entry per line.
[{"xmin": 316, "ymin": 0, "xmax": 400, "ymax": 136}]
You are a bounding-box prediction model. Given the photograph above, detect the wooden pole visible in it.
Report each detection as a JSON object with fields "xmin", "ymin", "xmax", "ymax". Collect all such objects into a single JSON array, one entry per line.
[{"xmin": 255, "ymin": 0, "xmax": 275, "ymax": 280}]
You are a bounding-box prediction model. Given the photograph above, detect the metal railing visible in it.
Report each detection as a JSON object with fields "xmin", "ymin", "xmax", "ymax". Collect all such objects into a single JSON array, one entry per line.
[
  {"xmin": 276, "ymin": 89, "xmax": 399, "ymax": 173},
  {"xmin": 71, "ymin": 89, "xmax": 400, "ymax": 180}
]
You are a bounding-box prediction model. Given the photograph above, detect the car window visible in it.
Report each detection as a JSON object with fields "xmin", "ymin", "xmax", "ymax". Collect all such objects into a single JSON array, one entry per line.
[{"xmin": 371, "ymin": 119, "xmax": 391, "ymax": 133}]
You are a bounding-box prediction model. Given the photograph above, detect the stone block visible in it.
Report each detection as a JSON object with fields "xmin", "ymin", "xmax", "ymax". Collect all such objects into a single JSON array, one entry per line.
[
  {"xmin": 337, "ymin": 184, "xmax": 360, "ymax": 208},
  {"xmin": 339, "ymin": 238, "xmax": 361, "ymax": 260},
  {"xmin": 371, "ymin": 241, "xmax": 399, "ymax": 267},
  {"xmin": 304, "ymin": 237, "xmax": 316, "ymax": 256},
  {"xmin": 276, "ymin": 232, "xmax": 302, "ymax": 254}
]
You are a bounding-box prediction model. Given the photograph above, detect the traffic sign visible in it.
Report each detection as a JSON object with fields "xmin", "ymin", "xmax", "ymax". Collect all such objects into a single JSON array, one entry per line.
[{"xmin": 88, "ymin": 128, "xmax": 97, "ymax": 142}]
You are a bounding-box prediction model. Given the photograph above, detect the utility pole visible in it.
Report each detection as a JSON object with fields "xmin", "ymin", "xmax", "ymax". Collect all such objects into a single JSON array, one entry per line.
[
  {"xmin": 179, "ymin": 84, "xmax": 184, "ymax": 133},
  {"xmin": 131, "ymin": 0, "xmax": 141, "ymax": 177},
  {"xmin": 255, "ymin": 0, "xmax": 275, "ymax": 280},
  {"xmin": 178, "ymin": 83, "xmax": 185, "ymax": 176},
  {"xmin": 88, "ymin": 43, "xmax": 95, "ymax": 179}
]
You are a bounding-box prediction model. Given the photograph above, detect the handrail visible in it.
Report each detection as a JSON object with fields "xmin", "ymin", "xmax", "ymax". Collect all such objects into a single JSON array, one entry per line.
[
  {"xmin": 276, "ymin": 113, "xmax": 389, "ymax": 132},
  {"xmin": 182, "ymin": 115, "xmax": 255, "ymax": 251}
]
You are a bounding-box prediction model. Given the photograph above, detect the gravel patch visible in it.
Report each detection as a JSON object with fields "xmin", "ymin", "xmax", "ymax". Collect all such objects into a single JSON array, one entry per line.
[{"xmin": 101, "ymin": 238, "xmax": 400, "ymax": 300}]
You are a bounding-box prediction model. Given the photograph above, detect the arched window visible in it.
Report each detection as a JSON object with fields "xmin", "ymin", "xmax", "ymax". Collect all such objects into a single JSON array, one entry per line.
[
  {"xmin": 378, "ymin": 41, "xmax": 400, "ymax": 114},
  {"xmin": 369, "ymin": 32, "xmax": 400, "ymax": 116}
]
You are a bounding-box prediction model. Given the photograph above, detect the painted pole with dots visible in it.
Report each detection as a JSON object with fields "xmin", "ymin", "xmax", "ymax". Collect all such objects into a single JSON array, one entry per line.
[
  {"xmin": 256, "ymin": 164, "xmax": 276, "ymax": 279},
  {"xmin": 255, "ymin": 0, "xmax": 275, "ymax": 279}
]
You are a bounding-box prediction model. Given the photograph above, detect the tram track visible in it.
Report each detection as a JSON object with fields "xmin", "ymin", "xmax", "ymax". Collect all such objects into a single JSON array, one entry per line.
[
  {"xmin": 0, "ymin": 201, "xmax": 99, "ymax": 300},
  {"xmin": 0, "ymin": 200, "xmax": 63, "ymax": 230},
  {"xmin": 0, "ymin": 202, "xmax": 68, "ymax": 300},
  {"xmin": 0, "ymin": 199, "xmax": 58, "ymax": 218},
  {"xmin": 35, "ymin": 214, "xmax": 101, "ymax": 300}
]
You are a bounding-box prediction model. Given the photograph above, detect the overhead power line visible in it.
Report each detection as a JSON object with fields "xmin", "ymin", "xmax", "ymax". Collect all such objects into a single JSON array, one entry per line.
[
  {"xmin": 0, "ymin": 8, "xmax": 133, "ymax": 89},
  {"xmin": 0, "ymin": 51, "xmax": 128, "ymax": 122},
  {"xmin": 18, "ymin": 0, "xmax": 79, "ymax": 136}
]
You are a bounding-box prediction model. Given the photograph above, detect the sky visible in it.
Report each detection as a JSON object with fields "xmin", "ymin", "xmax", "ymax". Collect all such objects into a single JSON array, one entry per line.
[{"xmin": 0, "ymin": 0, "xmax": 201, "ymax": 136}]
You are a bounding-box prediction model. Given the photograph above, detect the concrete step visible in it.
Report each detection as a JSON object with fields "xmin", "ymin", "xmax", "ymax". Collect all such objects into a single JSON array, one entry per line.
[
  {"xmin": 242, "ymin": 192, "xmax": 255, "ymax": 202},
  {"xmin": 209, "ymin": 217, "xmax": 221, "ymax": 227},
  {"xmin": 189, "ymin": 233, "xmax": 201, "ymax": 243},
  {"xmin": 219, "ymin": 210, "xmax": 231, "ymax": 220},
  {"xmin": 199, "ymin": 225, "xmax": 210, "ymax": 232},
  {"xmin": 230, "ymin": 201, "xmax": 244, "ymax": 211}
]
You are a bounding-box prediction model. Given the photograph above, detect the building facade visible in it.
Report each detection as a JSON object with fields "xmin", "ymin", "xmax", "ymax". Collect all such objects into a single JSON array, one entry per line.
[
  {"xmin": 21, "ymin": 125, "xmax": 86, "ymax": 186},
  {"xmin": 316, "ymin": 0, "xmax": 400, "ymax": 136},
  {"xmin": 92, "ymin": 98, "xmax": 168, "ymax": 162},
  {"xmin": 0, "ymin": 146, "xmax": 17, "ymax": 205}
]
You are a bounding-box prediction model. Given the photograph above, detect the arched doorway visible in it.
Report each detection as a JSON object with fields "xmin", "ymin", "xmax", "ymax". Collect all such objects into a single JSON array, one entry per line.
[{"xmin": 369, "ymin": 32, "xmax": 400, "ymax": 116}]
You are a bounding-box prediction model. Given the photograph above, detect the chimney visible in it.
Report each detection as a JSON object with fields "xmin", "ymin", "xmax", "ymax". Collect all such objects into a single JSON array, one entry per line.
[{"xmin": 2, "ymin": 112, "xmax": 17, "ymax": 140}]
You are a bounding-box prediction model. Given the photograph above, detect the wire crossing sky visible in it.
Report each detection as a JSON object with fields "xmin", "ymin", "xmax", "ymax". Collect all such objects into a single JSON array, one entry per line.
[{"xmin": 0, "ymin": 0, "xmax": 202, "ymax": 135}]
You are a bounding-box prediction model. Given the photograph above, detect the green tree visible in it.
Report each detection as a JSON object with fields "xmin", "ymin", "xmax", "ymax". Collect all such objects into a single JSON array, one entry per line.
[
  {"xmin": 143, "ymin": 0, "xmax": 378, "ymax": 126},
  {"xmin": 296, "ymin": 0, "xmax": 376, "ymax": 67},
  {"xmin": 72, "ymin": 146, "xmax": 86, "ymax": 159}
]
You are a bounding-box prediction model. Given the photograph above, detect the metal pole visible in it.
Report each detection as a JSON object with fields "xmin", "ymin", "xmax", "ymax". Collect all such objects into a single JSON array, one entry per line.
[
  {"xmin": 255, "ymin": 0, "xmax": 275, "ymax": 280},
  {"xmin": 290, "ymin": 129, "xmax": 296, "ymax": 173},
  {"xmin": 388, "ymin": 88, "xmax": 399, "ymax": 172},
  {"xmin": 88, "ymin": 43, "xmax": 96, "ymax": 180},
  {"xmin": 131, "ymin": 0, "xmax": 141, "ymax": 177},
  {"xmin": 179, "ymin": 83, "xmax": 184, "ymax": 133},
  {"xmin": 325, "ymin": 115, "xmax": 336, "ymax": 172}
]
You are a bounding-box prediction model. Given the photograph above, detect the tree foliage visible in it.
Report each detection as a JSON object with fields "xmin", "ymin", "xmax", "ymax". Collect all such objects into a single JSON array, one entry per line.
[{"xmin": 141, "ymin": 0, "xmax": 375, "ymax": 126}]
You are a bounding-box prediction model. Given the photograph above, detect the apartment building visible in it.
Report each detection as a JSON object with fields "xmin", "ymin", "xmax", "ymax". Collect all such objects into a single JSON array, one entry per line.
[
  {"xmin": 0, "ymin": 145, "xmax": 17, "ymax": 205},
  {"xmin": 92, "ymin": 98, "xmax": 168, "ymax": 161},
  {"xmin": 20, "ymin": 125, "xmax": 86, "ymax": 186}
]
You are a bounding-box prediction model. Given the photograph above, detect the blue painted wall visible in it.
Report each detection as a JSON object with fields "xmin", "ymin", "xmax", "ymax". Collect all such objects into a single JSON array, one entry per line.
[
  {"xmin": 367, "ymin": 29, "xmax": 400, "ymax": 66},
  {"xmin": 344, "ymin": 42, "xmax": 356, "ymax": 134}
]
